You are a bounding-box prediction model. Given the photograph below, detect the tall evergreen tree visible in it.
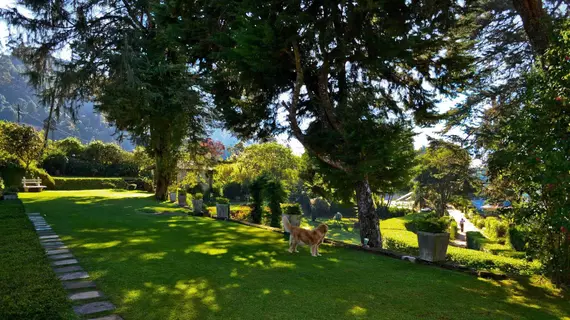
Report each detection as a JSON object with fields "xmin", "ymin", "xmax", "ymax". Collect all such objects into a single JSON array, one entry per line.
[
  {"xmin": 205, "ymin": 0, "xmax": 476, "ymax": 247},
  {"xmin": 1, "ymin": 0, "xmax": 209, "ymax": 200}
]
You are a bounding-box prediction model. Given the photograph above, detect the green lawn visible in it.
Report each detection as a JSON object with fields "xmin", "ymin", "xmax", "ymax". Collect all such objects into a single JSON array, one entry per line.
[
  {"xmin": 0, "ymin": 199, "xmax": 75, "ymax": 319},
  {"xmin": 20, "ymin": 190, "xmax": 570, "ymax": 320},
  {"xmin": 303, "ymin": 216, "xmax": 540, "ymax": 275}
]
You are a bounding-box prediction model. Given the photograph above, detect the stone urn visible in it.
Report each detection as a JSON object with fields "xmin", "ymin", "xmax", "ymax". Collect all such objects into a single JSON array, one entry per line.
[
  {"xmin": 178, "ymin": 194, "xmax": 187, "ymax": 207},
  {"xmin": 417, "ymin": 231, "xmax": 450, "ymax": 262},
  {"xmin": 192, "ymin": 199, "xmax": 203, "ymax": 215},
  {"xmin": 216, "ymin": 204, "xmax": 230, "ymax": 220},
  {"xmin": 169, "ymin": 192, "xmax": 177, "ymax": 202}
]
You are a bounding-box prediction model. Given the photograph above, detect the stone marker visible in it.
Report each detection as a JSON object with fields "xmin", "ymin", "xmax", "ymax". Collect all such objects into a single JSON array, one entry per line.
[
  {"xmin": 69, "ymin": 291, "xmax": 104, "ymax": 301},
  {"xmin": 52, "ymin": 258, "xmax": 78, "ymax": 266},
  {"xmin": 54, "ymin": 265, "xmax": 83, "ymax": 273},
  {"xmin": 48, "ymin": 253, "xmax": 74, "ymax": 260},
  {"xmin": 58, "ymin": 271, "xmax": 89, "ymax": 281},
  {"xmin": 62, "ymin": 280, "xmax": 97, "ymax": 290},
  {"xmin": 73, "ymin": 301, "xmax": 115, "ymax": 315}
]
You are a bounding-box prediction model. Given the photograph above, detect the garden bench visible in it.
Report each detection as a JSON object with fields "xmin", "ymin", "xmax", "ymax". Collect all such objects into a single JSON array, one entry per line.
[{"xmin": 21, "ymin": 178, "xmax": 47, "ymax": 192}]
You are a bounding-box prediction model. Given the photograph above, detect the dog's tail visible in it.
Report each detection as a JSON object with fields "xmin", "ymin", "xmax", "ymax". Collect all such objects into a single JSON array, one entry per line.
[{"xmin": 282, "ymin": 215, "xmax": 292, "ymax": 233}]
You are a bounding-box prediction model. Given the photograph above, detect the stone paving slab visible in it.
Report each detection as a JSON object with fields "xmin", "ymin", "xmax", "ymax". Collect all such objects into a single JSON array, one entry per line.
[
  {"xmin": 41, "ymin": 238, "xmax": 62, "ymax": 243},
  {"xmin": 39, "ymin": 235, "xmax": 60, "ymax": 240},
  {"xmin": 46, "ymin": 249, "xmax": 70, "ymax": 255},
  {"xmin": 44, "ymin": 245, "xmax": 68, "ymax": 251},
  {"xmin": 49, "ymin": 253, "xmax": 74, "ymax": 260},
  {"xmin": 58, "ymin": 271, "xmax": 89, "ymax": 281},
  {"xmin": 73, "ymin": 301, "xmax": 115, "ymax": 315},
  {"xmin": 27, "ymin": 212, "xmax": 41, "ymax": 216},
  {"xmin": 69, "ymin": 290, "xmax": 104, "ymax": 301},
  {"xmin": 52, "ymin": 259, "xmax": 78, "ymax": 266},
  {"xmin": 63, "ymin": 280, "xmax": 97, "ymax": 290},
  {"xmin": 88, "ymin": 315, "xmax": 123, "ymax": 320},
  {"xmin": 35, "ymin": 227, "xmax": 52, "ymax": 231},
  {"xmin": 54, "ymin": 265, "xmax": 83, "ymax": 274},
  {"xmin": 42, "ymin": 241, "xmax": 65, "ymax": 247}
]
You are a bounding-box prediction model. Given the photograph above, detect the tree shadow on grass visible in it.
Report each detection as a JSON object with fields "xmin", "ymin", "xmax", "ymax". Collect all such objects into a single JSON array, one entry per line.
[{"xmin": 20, "ymin": 192, "xmax": 570, "ymax": 320}]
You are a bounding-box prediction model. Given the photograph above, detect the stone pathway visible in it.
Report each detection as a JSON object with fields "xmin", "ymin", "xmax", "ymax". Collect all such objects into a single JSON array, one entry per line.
[
  {"xmin": 27, "ymin": 213, "xmax": 123, "ymax": 320},
  {"xmin": 447, "ymin": 208, "xmax": 481, "ymax": 247}
]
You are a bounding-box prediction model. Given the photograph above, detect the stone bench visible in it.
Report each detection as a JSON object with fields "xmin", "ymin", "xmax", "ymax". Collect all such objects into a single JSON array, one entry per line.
[{"xmin": 22, "ymin": 178, "xmax": 47, "ymax": 192}]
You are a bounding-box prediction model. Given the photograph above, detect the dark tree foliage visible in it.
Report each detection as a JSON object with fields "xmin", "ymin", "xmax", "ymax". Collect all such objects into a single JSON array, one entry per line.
[
  {"xmin": 205, "ymin": 0, "xmax": 476, "ymax": 247},
  {"xmin": 1, "ymin": 0, "xmax": 210, "ymax": 200}
]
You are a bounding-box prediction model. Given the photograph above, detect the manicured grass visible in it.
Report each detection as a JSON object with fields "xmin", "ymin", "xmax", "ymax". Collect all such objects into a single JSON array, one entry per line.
[
  {"xmin": 304, "ymin": 216, "xmax": 541, "ymax": 275},
  {"xmin": 20, "ymin": 190, "xmax": 570, "ymax": 320},
  {"xmin": 0, "ymin": 199, "xmax": 75, "ymax": 320}
]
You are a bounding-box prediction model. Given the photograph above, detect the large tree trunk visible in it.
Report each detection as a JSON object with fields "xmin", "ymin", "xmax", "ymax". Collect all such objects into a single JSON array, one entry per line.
[
  {"xmin": 356, "ymin": 179, "xmax": 382, "ymax": 248},
  {"xmin": 512, "ymin": 0, "xmax": 551, "ymax": 55},
  {"xmin": 154, "ymin": 152, "xmax": 171, "ymax": 201}
]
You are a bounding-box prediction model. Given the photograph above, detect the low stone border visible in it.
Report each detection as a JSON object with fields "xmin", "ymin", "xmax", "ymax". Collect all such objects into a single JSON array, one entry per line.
[
  {"xmin": 222, "ymin": 217, "xmax": 508, "ymax": 280},
  {"xmin": 27, "ymin": 213, "xmax": 124, "ymax": 320}
]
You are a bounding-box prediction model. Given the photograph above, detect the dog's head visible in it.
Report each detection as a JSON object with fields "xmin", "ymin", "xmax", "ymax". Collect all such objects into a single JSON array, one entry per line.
[{"xmin": 316, "ymin": 223, "xmax": 328, "ymax": 235}]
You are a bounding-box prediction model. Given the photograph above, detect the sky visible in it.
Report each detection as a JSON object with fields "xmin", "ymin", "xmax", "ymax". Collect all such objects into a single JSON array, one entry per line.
[{"xmin": 0, "ymin": 1, "xmax": 464, "ymax": 157}]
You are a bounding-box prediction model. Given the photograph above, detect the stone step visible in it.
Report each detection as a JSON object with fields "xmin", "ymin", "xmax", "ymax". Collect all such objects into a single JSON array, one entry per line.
[
  {"xmin": 39, "ymin": 235, "xmax": 59, "ymax": 240},
  {"xmin": 58, "ymin": 271, "xmax": 89, "ymax": 281},
  {"xmin": 52, "ymin": 258, "xmax": 79, "ymax": 266},
  {"xmin": 42, "ymin": 241, "xmax": 65, "ymax": 247},
  {"xmin": 49, "ymin": 253, "xmax": 74, "ymax": 260},
  {"xmin": 44, "ymin": 245, "xmax": 68, "ymax": 251},
  {"xmin": 41, "ymin": 238, "xmax": 62, "ymax": 243},
  {"xmin": 69, "ymin": 290, "xmax": 104, "ymax": 301},
  {"xmin": 88, "ymin": 315, "xmax": 123, "ymax": 320},
  {"xmin": 46, "ymin": 249, "xmax": 70, "ymax": 255},
  {"xmin": 73, "ymin": 301, "xmax": 115, "ymax": 315},
  {"xmin": 27, "ymin": 212, "xmax": 41, "ymax": 216},
  {"xmin": 62, "ymin": 280, "xmax": 97, "ymax": 290},
  {"xmin": 54, "ymin": 265, "xmax": 83, "ymax": 274}
]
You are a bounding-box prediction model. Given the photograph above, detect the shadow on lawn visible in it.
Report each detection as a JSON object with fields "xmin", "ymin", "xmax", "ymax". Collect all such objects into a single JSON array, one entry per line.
[{"xmin": 22, "ymin": 193, "xmax": 570, "ymax": 320}]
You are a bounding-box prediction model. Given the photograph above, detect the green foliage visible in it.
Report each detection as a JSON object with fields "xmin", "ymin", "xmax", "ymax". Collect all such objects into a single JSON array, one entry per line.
[
  {"xmin": 281, "ymin": 203, "xmax": 302, "ymax": 216},
  {"xmin": 193, "ymin": 193, "xmax": 203, "ymax": 200},
  {"xmin": 310, "ymin": 197, "xmax": 331, "ymax": 221},
  {"xmin": 0, "ymin": 121, "xmax": 43, "ymax": 169},
  {"xmin": 377, "ymin": 207, "xmax": 415, "ymax": 220},
  {"xmin": 415, "ymin": 140, "xmax": 478, "ymax": 216},
  {"xmin": 265, "ymin": 179, "xmax": 286, "ymax": 228},
  {"xmin": 484, "ymin": 217, "xmax": 508, "ymax": 240},
  {"xmin": 52, "ymin": 177, "xmax": 127, "ymax": 190},
  {"xmin": 222, "ymin": 182, "xmax": 244, "ymax": 201},
  {"xmin": 450, "ymin": 220, "xmax": 458, "ymax": 240},
  {"xmin": 415, "ymin": 214, "xmax": 451, "ymax": 234},
  {"xmin": 27, "ymin": 166, "xmax": 56, "ymax": 189},
  {"xmin": 177, "ymin": 188, "xmax": 187, "ymax": 196},
  {"xmin": 3, "ymin": 186, "xmax": 18, "ymax": 195},
  {"xmin": 0, "ymin": 200, "xmax": 74, "ymax": 319},
  {"xmin": 216, "ymin": 197, "xmax": 230, "ymax": 205},
  {"xmin": 249, "ymin": 177, "xmax": 264, "ymax": 224},
  {"xmin": 0, "ymin": 177, "xmax": 3, "ymax": 190},
  {"xmin": 229, "ymin": 205, "xmax": 252, "ymax": 221},
  {"xmin": 509, "ymin": 225, "xmax": 529, "ymax": 252},
  {"xmin": 466, "ymin": 231, "xmax": 486, "ymax": 250}
]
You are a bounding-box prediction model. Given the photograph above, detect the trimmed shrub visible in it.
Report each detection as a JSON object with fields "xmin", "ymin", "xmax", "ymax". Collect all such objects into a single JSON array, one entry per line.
[
  {"xmin": 377, "ymin": 206, "xmax": 414, "ymax": 220},
  {"xmin": 230, "ymin": 205, "xmax": 252, "ymax": 221},
  {"xmin": 249, "ymin": 177, "xmax": 264, "ymax": 224},
  {"xmin": 216, "ymin": 197, "xmax": 230, "ymax": 204},
  {"xmin": 415, "ymin": 214, "xmax": 450, "ymax": 233},
  {"xmin": 449, "ymin": 220, "xmax": 458, "ymax": 239},
  {"xmin": 485, "ymin": 217, "xmax": 508, "ymax": 240},
  {"xmin": 265, "ymin": 179, "xmax": 286, "ymax": 228},
  {"xmin": 223, "ymin": 182, "xmax": 243, "ymax": 201},
  {"xmin": 281, "ymin": 203, "xmax": 302, "ymax": 215},
  {"xmin": 177, "ymin": 188, "xmax": 187, "ymax": 196},
  {"xmin": 52, "ymin": 177, "xmax": 128, "ymax": 190},
  {"xmin": 193, "ymin": 193, "xmax": 203, "ymax": 200},
  {"xmin": 466, "ymin": 231, "xmax": 486, "ymax": 250},
  {"xmin": 509, "ymin": 225, "xmax": 529, "ymax": 252},
  {"xmin": 310, "ymin": 197, "xmax": 330, "ymax": 220}
]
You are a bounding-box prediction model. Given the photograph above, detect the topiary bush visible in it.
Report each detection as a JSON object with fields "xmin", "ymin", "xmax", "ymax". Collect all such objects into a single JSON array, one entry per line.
[
  {"xmin": 281, "ymin": 203, "xmax": 302, "ymax": 216},
  {"xmin": 265, "ymin": 179, "xmax": 286, "ymax": 228},
  {"xmin": 466, "ymin": 231, "xmax": 487, "ymax": 250},
  {"xmin": 249, "ymin": 177, "xmax": 264, "ymax": 224},
  {"xmin": 216, "ymin": 197, "xmax": 230, "ymax": 204},
  {"xmin": 310, "ymin": 197, "xmax": 330, "ymax": 221},
  {"xmin": 449, "ymin": 220, "xmax": 458, "ymax": 239},
  {"xmin": 193, "ymin": 192, "xmax": 203, "ymax": 200},
  {"xmin": 508, "ymin": 225, "xmax": 529, "ymax": 252},
  {"xmin": 415, "ymin": 214, "xmax": 450, "ymax": 233}
]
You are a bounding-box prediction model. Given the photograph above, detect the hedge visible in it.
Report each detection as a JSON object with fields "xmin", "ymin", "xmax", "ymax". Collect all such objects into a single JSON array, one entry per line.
[
  {"xmin": 53, "ymin": 177, "xmax": 128, "ymax": 190},
  {"xmin": 0, "ymin": 200, "xmax": 74, "ymax": 319}
]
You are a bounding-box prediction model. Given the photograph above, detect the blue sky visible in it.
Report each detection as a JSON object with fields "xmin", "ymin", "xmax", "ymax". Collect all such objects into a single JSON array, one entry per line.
[{"xmin": 0, "ymin": 1, "xmax": 462, "ymax": 156}]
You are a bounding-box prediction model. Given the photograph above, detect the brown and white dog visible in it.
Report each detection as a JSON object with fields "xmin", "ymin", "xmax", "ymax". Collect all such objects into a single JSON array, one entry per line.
[{"xmin": 282, "ymin": 216, "xmax": 328, "ymax": 257}]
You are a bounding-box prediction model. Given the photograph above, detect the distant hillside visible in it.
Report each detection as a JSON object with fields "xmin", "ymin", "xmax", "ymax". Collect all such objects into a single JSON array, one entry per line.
[{"xmin": 0, "ymin": 55, "xmax": 239, "ymax": 151}]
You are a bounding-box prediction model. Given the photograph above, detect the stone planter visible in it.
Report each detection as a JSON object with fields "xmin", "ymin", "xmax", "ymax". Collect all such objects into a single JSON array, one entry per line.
[
  {"xmin": 2, "ymin": 194, "xmax": 18, "ymax": 200},
  {"xmin": 178, "ymin": 194, "xmax": 187, "ymax": 207},
  {"xmin": 282, "ymin": 214, "xmax": 302, "ymax": 240},
  {"xmin": 169, "ymin": 192, "xmax": 177, "ymax": 202},
  {"xmin": 417, "ymin": 231, "xmax": 450, "ymax": 262},
  {"xmin": 216, "ymin": 204, "xmax": 229, "ymax": 220},
  {"xmin": 192, "ymin": 199, "xmax": 203, "ymax": 215}
]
